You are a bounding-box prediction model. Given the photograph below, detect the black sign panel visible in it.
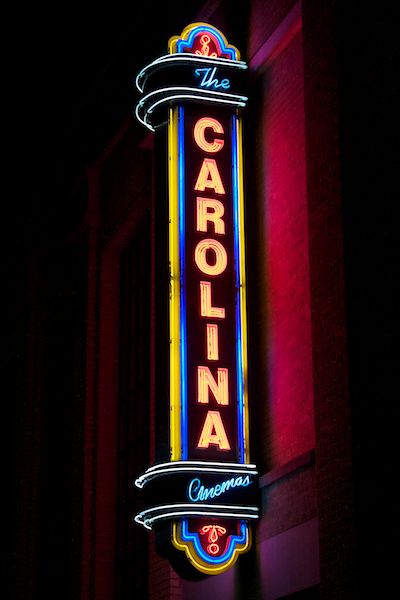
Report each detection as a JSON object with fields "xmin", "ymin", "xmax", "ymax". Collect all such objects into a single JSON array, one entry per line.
[{"xmin": 184, "ymin": 104, "xmax": 238, "ymax": 462}]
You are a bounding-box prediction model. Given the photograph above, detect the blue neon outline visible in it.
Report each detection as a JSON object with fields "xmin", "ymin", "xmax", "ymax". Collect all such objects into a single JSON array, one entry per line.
[
  {"xmin": 231, "ymin": 114, "xmax": 245, "ymax": 464},
  {"xmin": 178, "ymin": 113, "xmax": 245, "ymax": 464},
  {"xmin": 179, "ymin": 114, "xmax": 248, "ymax": 563},
  {"xmin": 182, "ymin": 519, "xmax": 247, "ymax": 564},
  {"xmin": 178, "ymin": 106, "xmax": 188, "ymax": 460},
  {"xmin": 176, "ymin": 25, "xmax": 238, "ymax": 60}
]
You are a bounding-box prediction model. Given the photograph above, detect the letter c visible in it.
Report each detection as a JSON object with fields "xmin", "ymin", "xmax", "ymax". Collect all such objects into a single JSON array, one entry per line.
[
  {"xmin": 188, "ymin": 478, "xmax": 201, "ymax": 502},
  {"xmin": 194, "ymin": 117, "xmax": 225, "ymax": 153}
]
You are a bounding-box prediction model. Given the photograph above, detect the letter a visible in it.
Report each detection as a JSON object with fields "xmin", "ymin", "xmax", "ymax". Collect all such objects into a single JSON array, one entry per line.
[
  {"xmin": 197, "ymin": 410, "xmax": 231, "ymax": 450},
  {"xmin": 194, "ymin": 158, "xmax": 226, "ymax": 195}
]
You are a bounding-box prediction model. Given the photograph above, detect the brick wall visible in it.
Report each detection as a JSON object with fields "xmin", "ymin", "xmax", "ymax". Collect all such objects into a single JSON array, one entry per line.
[
  {"xmin": 302, "ymin": 0, "xmax": 357, "ymax": 597},
  {"xmin": 256, "ymin": 27, "xmax": 314, "ymax": 469},
  {"xmin": 246, "ymin": 0, "xmax": 316, "ymax": 526},
  {"xmin": 246, "ymin": 1, "xmax": 357, "ymax": 597}
]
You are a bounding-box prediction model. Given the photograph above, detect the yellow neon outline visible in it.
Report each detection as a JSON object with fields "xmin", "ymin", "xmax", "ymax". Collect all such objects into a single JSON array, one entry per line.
[
  {"xmin": 172, "ymin": 521, "xmax": 251, "ymax": 575},
  {"xmin": 168, "ymin": 22, "xmax": 241, "ymax": 59},
  {"xmin": 236, "ymin": 114, "xmax": 250, "ymax": 462},
  {"xmin": 171, "ymin": 112, "xmax": 253, "ymax": 571},
  {"xmin": 169, "ymin": 106, "xmax": 182, "ymax": 461},
  {"xmin": 167, "ymin": 22, "xmax": 250, "ymax": 563}
]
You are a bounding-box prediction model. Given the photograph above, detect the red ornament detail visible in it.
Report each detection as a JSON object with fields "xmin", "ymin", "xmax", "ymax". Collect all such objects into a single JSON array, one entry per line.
[
  {"xmin": 200, "ymin": 524, "xmax": 227, "ymax": 555},
  {"xmin": 195, "ymin": 34, "xmax": 218, "ymax": 58}
]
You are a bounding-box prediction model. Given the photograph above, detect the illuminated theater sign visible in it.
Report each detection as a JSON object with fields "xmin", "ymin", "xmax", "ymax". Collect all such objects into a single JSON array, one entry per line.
[{"xmin": 134, "ymin": 23, "xmax": 259, "ymax": 578}]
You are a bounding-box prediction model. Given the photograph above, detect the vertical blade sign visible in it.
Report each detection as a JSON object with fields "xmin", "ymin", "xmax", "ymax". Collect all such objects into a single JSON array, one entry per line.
[{"xmin": 134, "ymin": 23, "xmax": 258, "ymax": 578}]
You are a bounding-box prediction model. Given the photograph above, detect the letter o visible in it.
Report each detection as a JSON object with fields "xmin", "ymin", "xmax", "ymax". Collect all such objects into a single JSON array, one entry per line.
[
  {"xmin": 195, "ymin": 239, "xmax": 227, "ymax": 275},
  {"xmin": 194, "ymin": 117, "xmax": 225, "ymax": 153}
]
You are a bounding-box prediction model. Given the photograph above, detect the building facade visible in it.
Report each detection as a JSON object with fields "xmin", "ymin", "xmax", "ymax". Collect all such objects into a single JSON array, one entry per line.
[{"xmin": 9, "ymin": 1, "xmax": 397, "ymax": 599}]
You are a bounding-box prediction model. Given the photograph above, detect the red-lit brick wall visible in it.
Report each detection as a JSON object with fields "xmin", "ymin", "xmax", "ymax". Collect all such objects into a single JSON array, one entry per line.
[
  {"xmin": 302, "ymin": 0, "xmax": 357, "ymax": 596},
  {"xmin": 255, "ymin": 26, "xmax": 314, "ymax": 469},
  {"xmin": 244, "ymin": 4, "xmax": 320, "ymax": 596},
  {"xmin": 248, "ymin": 0, "xmax": 299, "ymax": 59},
  {"xmin": 245, "ymin": 0, "xmax": 355, "ymax": 596}
]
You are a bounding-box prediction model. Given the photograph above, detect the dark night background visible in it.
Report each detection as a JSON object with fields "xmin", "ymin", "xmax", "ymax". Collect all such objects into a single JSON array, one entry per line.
[{"xmin": 5, "ymin": 1, "xmax": 398, "ymax": 597}]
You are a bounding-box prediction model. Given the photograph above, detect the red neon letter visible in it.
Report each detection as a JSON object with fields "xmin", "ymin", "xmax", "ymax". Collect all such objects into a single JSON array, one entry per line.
[
  {"xmin": 197, "ymin": 366, "xmax": 229, "ymax": 405},
  {"xmin": 196, "ymin": 198, "xmax": 225, "ymax": 234},
  {"xmin": 194, "ymin": 117, "xmax": 225, "ymax": 153},
  {"xmin": 200, "ymin": 281, "xmax": 225, "ymax": 318},
  {"xmin": 206, "ymin": 324, "xmax": 219, "ymax": 360},
  {"xmin": 195, "ymin": 239, "xmax": 227, "ymax": 276},
  {"xmin": 197, "ymin": 410, "xmax": 231, "ymax": 450},
  {"xmin": 194, "ymin": 158, "xmax": 226, "ymax": 195}
]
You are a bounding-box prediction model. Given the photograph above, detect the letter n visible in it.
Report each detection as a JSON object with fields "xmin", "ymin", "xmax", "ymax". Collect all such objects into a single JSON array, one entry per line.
[{"xmin": 197, "ymin": 366, "xmax": 229, "ymax": 405}]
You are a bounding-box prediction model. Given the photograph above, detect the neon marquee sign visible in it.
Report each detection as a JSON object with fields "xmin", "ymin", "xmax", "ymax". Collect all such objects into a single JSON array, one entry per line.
[{"xmin": 134, "ymin": 22, "xmax": 258, "ymax": 578}]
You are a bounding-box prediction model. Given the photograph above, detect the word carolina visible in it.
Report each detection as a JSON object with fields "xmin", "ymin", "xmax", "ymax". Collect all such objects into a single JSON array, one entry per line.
[
  {"xmin": 191, "ymin": 115, "xmax": 233, "ymax": 451},
  {"xmin": 188, "ymin": 475, "xmax": 252, "ymax": 502}
]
